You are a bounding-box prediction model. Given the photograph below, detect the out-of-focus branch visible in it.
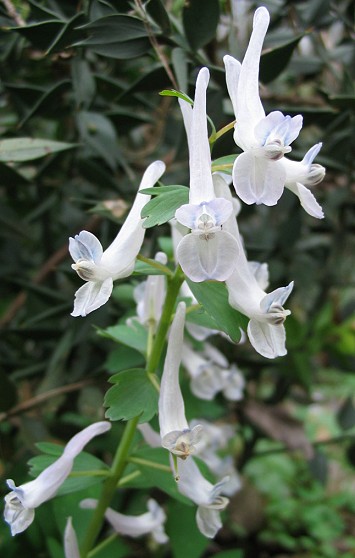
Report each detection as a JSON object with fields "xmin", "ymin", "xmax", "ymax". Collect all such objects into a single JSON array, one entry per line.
[
  {"xmin": 0, "ymin": 379, "xmax": 94, "ymax": 422},
  {"xmin": 1, "ymin": 0, "xmax": 25, "ymax": 26}
]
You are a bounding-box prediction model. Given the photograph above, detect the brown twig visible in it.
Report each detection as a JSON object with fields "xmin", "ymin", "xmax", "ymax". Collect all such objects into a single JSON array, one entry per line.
[
  {"xmin": 134, "ymin": 0, "xmax": 178, "ymax": 90},
  {"xmin": 0, "ymin": 378, "xmax": 94, "ymax": 422},
  {"xmin": 1, "ymin": 0, "xmax": 25, "ymax": 26}
]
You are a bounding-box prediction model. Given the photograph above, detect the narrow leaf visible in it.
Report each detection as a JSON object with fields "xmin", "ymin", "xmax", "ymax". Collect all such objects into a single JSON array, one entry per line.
[{"xmin": 0, "ymin": 138, "xmax": 75, "ymax": 162}]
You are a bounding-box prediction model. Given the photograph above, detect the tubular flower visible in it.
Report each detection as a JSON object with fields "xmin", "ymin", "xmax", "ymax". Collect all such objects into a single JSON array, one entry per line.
[
  {"xmin": 81, "ymin": 498, "xmax": 168, "ymax": 544},
  {"xmin": 224, "ymin": 7, "xmax": 305, "ymax": 206},
  {"xmin": 174, "ymin": 67, "xmax": 238, "ymax": 282},
  {"xmin": 4, "ymin": 421, "xmax": 111, "ymax": 536},
  {"xmin": 158, "ymin": 302, "xmax": 203, "ymax": 458},
  {"xmin": 213, "ymin": 175, "xmax": 294, "ymax": 358},
  {"xmin": 176, "ymin": 456, "xmax": 229, "ymax": 538},
  {"xmin": 69, "ymin": 160, "xmax": 165, "ymax": 316}
]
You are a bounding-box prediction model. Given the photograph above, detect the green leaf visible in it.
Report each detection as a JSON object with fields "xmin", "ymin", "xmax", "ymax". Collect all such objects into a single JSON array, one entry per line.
[
  {"xmin": 183, "ymin": 0, "xmax": 220, "ymax": 51},
  {"xmin": 167, "ymin": 500, "xmax": 210, "ymax": 558},
  {"xmin": 74, "ymin": 15, "xmax": 151, "ymax": 59},
  {"xmin": 186, "ymin": 279, "xmax": 246, "ymax": 342},
  {"xmin": 98, "ymin": 320, "xmax": 148, "ymax": 354},
  {"xmin": 0, "ymin": 138, "xmax": 75, "ymax": 162},
  {"xmin": 71, "ymin": 58, "xmax": 96, "ymax": 109},
  {"xmin": 260, "ymin": 34, "xmax": 304, "ymax": 83},
  {"xmin": 186, "ymin": 306, "xmax": 219, "ymax": 331},
  {"xmin": 211, "ymin": 154, "xmax": 237, "ymax": 174},
  {"xmin": 141, "ymin": 185, "xmax": 189, "ymax": 227},
  {"xmin": 105, "ymin": 368, "xmax": 158, "ymax": 423},
  {"xmin": 105, "ymin": 345, "xmax": 145, "ymax": 373},
  {"xmin": 159, "ymin": 89, "xmax": 193, "ymax": 104},
  {"xmin": 9, "ymin": 20, "xmax": 64, "ymax": 50},
  {"xmin": 146, "ymin": 0, "xmax": 171, "ymax": 34},
  {"xmin": 337, "ymin": 397, "xmax": 355, "ymax": 430},
  {"xmin": 172, "ymin": 48, "xmax": 188, "ymax": 93}
]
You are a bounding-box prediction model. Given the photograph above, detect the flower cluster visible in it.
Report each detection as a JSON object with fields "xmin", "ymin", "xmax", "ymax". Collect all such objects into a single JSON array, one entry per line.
[{"xmin": 4, "ymin": 5, "xmax": 326, "ymax": 553}]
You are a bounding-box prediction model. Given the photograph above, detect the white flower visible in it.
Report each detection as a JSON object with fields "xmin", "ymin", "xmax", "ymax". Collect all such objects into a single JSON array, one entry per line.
[
  {"xmin": 133, "ymin": 251, "xmax": 167, "ymax": 329},
  {"xmin": 4, "ymin": 421, "xmax": 111, "ymax": 536},
  {"xmin": 81, "ymin": 498, "xmax": 168, "ymax": 544},
  {"xmin": 190, "ymin": 419, "xmax": 241, "ymax": 497},
  {"xmin": 281, "ymin": 142, "xmax": 325, "ymax": 218},
  {"xmin": 158, "ymin": 301, "xmax": 203, "ymax": 458},
  {"xmin": 213, "ymin": 175, "xmax": 293, "ymax": 359},
  {"xmin": 182, "ymin": 342, "xmax": 225, "ymax": 401},
  {"xmin": 64, "ymin": 517, "xmax": 80, "ymax": 558},
  {"xmin": 176, "ymin": 456, "xmax": 229, "ymax": 538},
  {"xmin": 221, "ymin": 364, "xmax": 245, "ymax": 401},
  {"xmin": 69, "ymin": 160, "xmax": 165, "ymax": 316},
  {"xmin": 224, "ymin": 8, "xmax": 306, "ymax": 206},
  {"xmin": 174, "ymin": 67, "xmax": 239, "ymax": 282}
]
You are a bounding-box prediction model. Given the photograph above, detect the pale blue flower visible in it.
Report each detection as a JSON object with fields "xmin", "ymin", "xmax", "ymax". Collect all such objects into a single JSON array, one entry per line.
[
  {"xmin": 69, "ymin": 161, "xmax": 165, "ymax": 316},
  {"xmin": 175, "ymin": 68, "xmax": 238, "ymax": 282},
  {"xmin": 4, "ymin": 422, "xmax": 111, "ymax": 535},
  {"xmin": 224, "ymin": 7, "xmax": 307, "ymax": 207},
  {"xmin": 159, "ymin": 302, "xmax": 203, "ymax": 458}
]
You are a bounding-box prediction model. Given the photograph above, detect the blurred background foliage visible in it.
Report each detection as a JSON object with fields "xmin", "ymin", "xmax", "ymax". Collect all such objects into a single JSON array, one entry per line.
[{"xmin": 0, "ymin": 0, "xmax": 354, "ymax": 556}]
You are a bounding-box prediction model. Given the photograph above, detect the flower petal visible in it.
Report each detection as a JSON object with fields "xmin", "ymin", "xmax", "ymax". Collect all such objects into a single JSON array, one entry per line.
[
  {"xmin": 247, "ymin": 319, "xmax": 287, "ymax": 358},
  {"xmin": 233, "ymin": 152, "xmax": 286, "ymax": 206},
  {"xmin": 81, "ymin": 498, "xmax": 168, "ymax": 543},
  {"xmin": 101, "ymin": 160, "xmax": 165, "ymax": 271},
  {"xmin": 223, "ymin": 54, "xmax": 241, "ymax": 116},
  {"xmin": 71, "ymin": 277, "xmax": 113, "ymax": 317},
  {"xmin": 286, "ymin": 181, "xmax": 324, "ymax": 219},
  {"xmin": 260, "ymin": 281, "xmax": 294, "ymax": 313},
  {"xmin": 196, "ymin": 506, "xmax": 222, "ymax": 538},
  {"xmin": 159, "ymin": 302, "xmax": 189, "ymax": 438},
  {"xmin": 234, "ymin": 6, "xmax": 269, "ymax": 142},
  {"xmin": 64, "ymin": 517, "xmax": 80, "ymax": 558},
  {"xmin": 177, "ymin": 231, "xmax": 238, "ymax": 282},
  {"xmin": 69, "ymin": 231, "xmax": 103, "ymax": 263},
  {"xmin": 189, "ymin": 68, "xmax": 215, "ymax": 205},
  {"xmin": 3, "ymin": 492, "xmax": 35, "ymax": 535}
]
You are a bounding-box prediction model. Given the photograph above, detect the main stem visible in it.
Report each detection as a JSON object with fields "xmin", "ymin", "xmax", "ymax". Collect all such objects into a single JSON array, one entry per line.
[
  {"xmin": 80, "ymin": 266, "xmax": 184, "ymax": 556},
  {"xmin": 80, "ymin": 416, "xmax": 139, "ymax": 558}
]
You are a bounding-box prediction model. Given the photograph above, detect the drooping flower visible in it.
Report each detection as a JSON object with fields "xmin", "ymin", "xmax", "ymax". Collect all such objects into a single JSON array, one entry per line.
[
  {"xmin": 4, "ymin": 421, "xmax": 111, "ymax": 536},
  {"xmin": 81, "ymin": 498, "xmax": 168, "ymax": 544},
  {"xmin": 158, "ymin": 301, "xmax": 203, "ymax": 458},
  {"xmin": 174, "ymin": 67, "xmax": 239, "ymax": 282},
  {"xmin": 69, "ymin": 160, "xmax": 166, "ymax": 316},
  {"xmin": 280, "ymin": 142, "xmax": 325, "ymax": 218},
  {"xmin": 213, "ymin": 175, "xmax": 293, "ymax": 358},
  {"xmin": 176, "ymin": 456, "xmax": 229, "ymax": 538},
  {"xmin": 224, "ymin": 7, "xmax": 311, "ymax": 207},
  {"xmin": 64, "ymin": 517, "xmax": 80, "ymax": 558},
  {"xmin": 190, "ymin": 419, "xmax": 242, "ymax": 497}
]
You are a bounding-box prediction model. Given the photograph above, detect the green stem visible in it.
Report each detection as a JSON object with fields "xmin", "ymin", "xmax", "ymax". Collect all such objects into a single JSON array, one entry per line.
[
  {"xmin": 80, "ymin": 416, "xmax": 140, "ymax": 558},
  {"xmin": 137, "ymin": 254, "xmax": 173, "ymax": 276},
  {"xmin": 146, "ymin": 266, "xmax": 184, "ymax": 377},
  {"xmin": 88, "ymin": 533, "xmax": 117, "ymax": 558},
  {"xmin": 128, "ymin": 456, "xmax": 171, "ymax": 472}
]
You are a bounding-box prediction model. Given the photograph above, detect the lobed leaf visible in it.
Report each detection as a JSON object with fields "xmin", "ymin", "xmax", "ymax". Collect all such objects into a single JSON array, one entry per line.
[{"xmin": 105, "ymin": 368, "xmax": 158, "ymax": 423}]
